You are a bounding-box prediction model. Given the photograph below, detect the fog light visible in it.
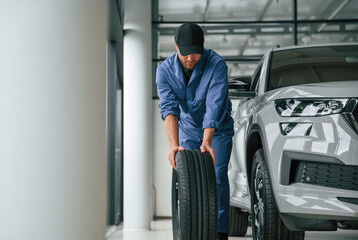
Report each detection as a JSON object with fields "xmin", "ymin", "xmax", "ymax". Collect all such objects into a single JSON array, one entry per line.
[{"xmin": 280, "ymin": 122, "xmax": 313, "ymax": 136}]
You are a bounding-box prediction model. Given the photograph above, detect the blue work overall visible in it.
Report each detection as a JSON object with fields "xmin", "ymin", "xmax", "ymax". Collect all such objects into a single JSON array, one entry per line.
[{"xmin": 156, "ymin": 48, "xmax": 234, "ymax": 234}]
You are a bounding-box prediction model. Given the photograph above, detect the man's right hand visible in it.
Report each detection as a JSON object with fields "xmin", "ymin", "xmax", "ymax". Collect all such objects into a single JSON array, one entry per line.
[{"xmin": 169, "ymin": 146, "xmax": 185, "ymax": 170}]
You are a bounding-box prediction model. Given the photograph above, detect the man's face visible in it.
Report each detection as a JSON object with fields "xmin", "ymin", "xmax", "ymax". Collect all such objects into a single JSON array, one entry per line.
[{"xmin": 175, "ymin": 44, "xmax": 202, "ymax": 70}]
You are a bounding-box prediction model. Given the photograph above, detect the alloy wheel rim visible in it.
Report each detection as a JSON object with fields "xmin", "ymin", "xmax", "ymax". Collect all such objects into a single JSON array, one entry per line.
[{"xmin": 253, "ymin": 163, "xmax": 264, "ymax": 240}]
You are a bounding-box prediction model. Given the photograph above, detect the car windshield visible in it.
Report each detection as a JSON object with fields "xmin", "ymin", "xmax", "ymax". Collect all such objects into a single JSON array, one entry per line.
[{"xmin": 268, "ymin": 45, "xmax": 358, "ymax": 90}]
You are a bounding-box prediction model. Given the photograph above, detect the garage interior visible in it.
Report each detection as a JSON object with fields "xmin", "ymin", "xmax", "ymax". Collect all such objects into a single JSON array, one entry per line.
[
  {"xmin": 109, "ymin": 0, "xmax": 358, "ymax": 239},
  {"xmin": 1, "ymin": 0, "xmax": 357, "ymax": 240}
]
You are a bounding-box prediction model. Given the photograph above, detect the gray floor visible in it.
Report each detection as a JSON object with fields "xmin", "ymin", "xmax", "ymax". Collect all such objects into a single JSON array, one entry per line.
[{"xmin": 107, "ymin": 219, "xmax": 358, "ymax": 240}]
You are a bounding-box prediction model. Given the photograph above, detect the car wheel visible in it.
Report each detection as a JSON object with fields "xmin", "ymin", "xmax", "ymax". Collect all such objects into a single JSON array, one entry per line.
[
  {"xmin": 250, "ymin": 148, "xmax": 305, "ymax": 240},
  {"xmin": 229, "ymin": 206, "xmax": 248, "ymax": 237},
  {"xmin": 171, "ymin": 150, "xmax": 217, "ymax": 240}
]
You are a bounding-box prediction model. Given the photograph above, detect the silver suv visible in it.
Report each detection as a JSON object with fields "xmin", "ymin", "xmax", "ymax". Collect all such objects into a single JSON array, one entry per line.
[{"xmin": 228, "ymin": 43, "xmax": 358, "ymax": 240}]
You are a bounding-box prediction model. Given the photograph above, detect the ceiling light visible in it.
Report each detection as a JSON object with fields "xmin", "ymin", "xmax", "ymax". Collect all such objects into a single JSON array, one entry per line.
[
  {"xmin": 247, "ymin": 35, "xmax": 257, "ymax": 45},
  {"xmin": 222, "ymin": 34, "xmax": 228, "ymax": 43},
  {"xmin": 301, "ymin": 34, "xmax": 311, "ymax": 44}
]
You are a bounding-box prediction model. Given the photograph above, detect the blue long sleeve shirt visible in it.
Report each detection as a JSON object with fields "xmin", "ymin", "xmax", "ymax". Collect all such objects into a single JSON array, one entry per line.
[{"xmin": 156, "ymin": 49, "xmax": 234, "ymax": 142}]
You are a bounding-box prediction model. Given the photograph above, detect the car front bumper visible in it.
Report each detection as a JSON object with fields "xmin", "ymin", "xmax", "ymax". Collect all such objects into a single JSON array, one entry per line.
[{"xmin": 259, "ymin": 106, "xmax": 358, "ymax": 224}]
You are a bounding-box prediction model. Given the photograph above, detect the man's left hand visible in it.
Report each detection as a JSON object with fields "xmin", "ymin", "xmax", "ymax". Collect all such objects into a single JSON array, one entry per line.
[{"xmin": 200, "ymin": 143, "xmax": 216, "ymax": 165}]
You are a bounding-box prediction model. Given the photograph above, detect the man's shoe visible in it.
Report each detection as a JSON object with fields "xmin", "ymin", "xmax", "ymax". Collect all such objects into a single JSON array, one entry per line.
[{"xmin": 218, "ymin": 232, "xmax": 228, "ymax": 240}]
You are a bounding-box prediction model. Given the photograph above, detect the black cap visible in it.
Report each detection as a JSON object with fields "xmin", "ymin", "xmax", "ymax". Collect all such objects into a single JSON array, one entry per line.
[{"xmin": 175, "ymin": 23, "xmax": 204, "ymax": 56}]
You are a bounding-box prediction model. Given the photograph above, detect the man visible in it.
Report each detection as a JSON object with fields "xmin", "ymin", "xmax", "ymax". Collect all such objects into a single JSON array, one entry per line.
[{"xmin": 156, "ymin": 22, "xmax": 234, "ymax": 240}]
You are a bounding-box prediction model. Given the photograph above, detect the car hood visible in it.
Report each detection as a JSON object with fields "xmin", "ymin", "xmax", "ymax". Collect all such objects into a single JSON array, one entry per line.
[{"xmin": 265, "ymin": 81, "xmax": 358, "ymax": 100}]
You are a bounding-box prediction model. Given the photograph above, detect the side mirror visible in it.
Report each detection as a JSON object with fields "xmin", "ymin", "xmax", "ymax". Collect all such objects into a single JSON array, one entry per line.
[
  {"xmin": 228, "ymin": 80, "xmax": 249, "ymax": 91},
  {"xmin": 229, "ymin": 77, "xmax": 257, "ymax": 99}
]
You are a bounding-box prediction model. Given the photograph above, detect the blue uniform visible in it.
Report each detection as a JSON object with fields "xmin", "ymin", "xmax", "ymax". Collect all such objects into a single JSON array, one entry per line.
[{"xmin": 156, "ymin": 48, "xmax": 234, "ymax": 234}]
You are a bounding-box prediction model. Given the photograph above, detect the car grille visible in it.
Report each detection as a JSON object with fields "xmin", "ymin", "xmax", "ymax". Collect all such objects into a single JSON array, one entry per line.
[
  {"xmin": 342, "ymin": 98, "xmax": 358, "ymax": 135},
  {"xmin": 293, "ymin": 161, "xmax": 358, "ymax": 191}
]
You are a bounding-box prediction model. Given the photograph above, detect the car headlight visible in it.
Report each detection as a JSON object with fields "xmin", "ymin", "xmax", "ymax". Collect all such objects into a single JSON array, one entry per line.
[{"xmin": 275, "ymin": 98, "xmax": 349, "ymax": 117}]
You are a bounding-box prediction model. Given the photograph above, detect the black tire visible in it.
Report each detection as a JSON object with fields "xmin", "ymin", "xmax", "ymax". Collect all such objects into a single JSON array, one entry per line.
[
  {"xmin": 192, "ymin": 151, "xmax": 203, "ymax": 240},
  {"xmin": 229, "ymin": 206, "xmax": 248, "ymax": 237},
  {"xmin": 277, "ymin": 218, "xmax": 305, "ymax": 240},
  {"xmin": 172, "ymin": 151, "xmax": 198, "ymax": 240},
  {"xmin": 250, "ymin": 148, "xmax": 305, "ymax": 240},
  {"xmin": 199, "ymin": 150, "xmax": 218, "ymax": 240},
  {"xmin": 171, "ymin": 150, "xmax": 217, "ymax": 240}
]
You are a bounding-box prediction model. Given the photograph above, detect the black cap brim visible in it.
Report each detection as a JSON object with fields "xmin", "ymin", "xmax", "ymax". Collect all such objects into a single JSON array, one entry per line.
[{"xmin": 178, "ymin": 45, "xmax": 204, "ymax": 56}]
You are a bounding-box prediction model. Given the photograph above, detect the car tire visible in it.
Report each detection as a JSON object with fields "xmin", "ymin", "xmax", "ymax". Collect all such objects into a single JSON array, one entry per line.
[
  {"xmin": 250, "ymin": 148, "xmax": 305, "ymax": 240},
  {"xmin": 192, "ymin": 150, "xmax": 203, "ymax": 240},
  {"xmin": 172, "ymin": 150, "xmax": 198, "ymax": 240},
  {"xmin": 277, "ymin": 218, "xmax": 305, "ymax": 240},
  {"xmin": 199, "ymin": 150, "xmax": 218, "ymax": 240},
  {"xmin": 171, "ymin": 150, "xmax": 217, "ymax": 240},
  {"xmin": 229, "ymin": 206, "xmax": 248, "ymax": 237}
]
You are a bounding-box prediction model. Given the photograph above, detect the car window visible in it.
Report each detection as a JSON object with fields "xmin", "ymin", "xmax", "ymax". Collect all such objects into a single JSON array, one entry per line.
[
  {"xmin": 250, "ymin": 59, "xmax": 264, "ymax": 92},
  {"xmin": 268, "ymin": 45, "xmax": 358, "ymax": 90}
]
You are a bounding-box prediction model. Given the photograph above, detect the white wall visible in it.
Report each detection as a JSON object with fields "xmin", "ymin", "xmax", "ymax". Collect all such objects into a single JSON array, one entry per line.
[
  {"xmin": 152, "ymin": 100, "xmax": 172, "ymax": 217},
  {"xmin": 0, "ymin": 1, "xmax": 108, "ymax": 239}
]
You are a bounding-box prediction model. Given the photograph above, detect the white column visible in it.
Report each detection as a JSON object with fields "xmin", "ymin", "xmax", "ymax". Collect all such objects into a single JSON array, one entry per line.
[
  {"xmin": 0, "ymin": 1, "xmax": 108, "ymax": 240},
  {"xmin": 123, "ymin": 0, "xmax": 152, "ymax": 230}
]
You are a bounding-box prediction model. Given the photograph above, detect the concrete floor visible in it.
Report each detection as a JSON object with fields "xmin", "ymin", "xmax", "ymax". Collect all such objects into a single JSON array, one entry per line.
[{"xmin": 107, "ymin": 219, "xmax": 358, "ymax": 240}]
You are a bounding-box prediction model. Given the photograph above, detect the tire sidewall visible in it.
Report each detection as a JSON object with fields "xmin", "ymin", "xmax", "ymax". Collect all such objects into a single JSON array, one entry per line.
[{"xmin": 250, "ymin": 148, "xmax": 277, "ymax": 240}]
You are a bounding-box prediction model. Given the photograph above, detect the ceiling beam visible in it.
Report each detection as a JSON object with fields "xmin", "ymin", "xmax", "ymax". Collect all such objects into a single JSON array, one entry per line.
[
  {"xmin": 316, "ymin": 0, "xmax": 350, "ymax": 33},
  {"xmin": 158, "ymin": 24, "xmax": 358, "ymax": 36},
  {"xmin": 153, "ymin": 19, "xmax": 358, "ymax": 25}
]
